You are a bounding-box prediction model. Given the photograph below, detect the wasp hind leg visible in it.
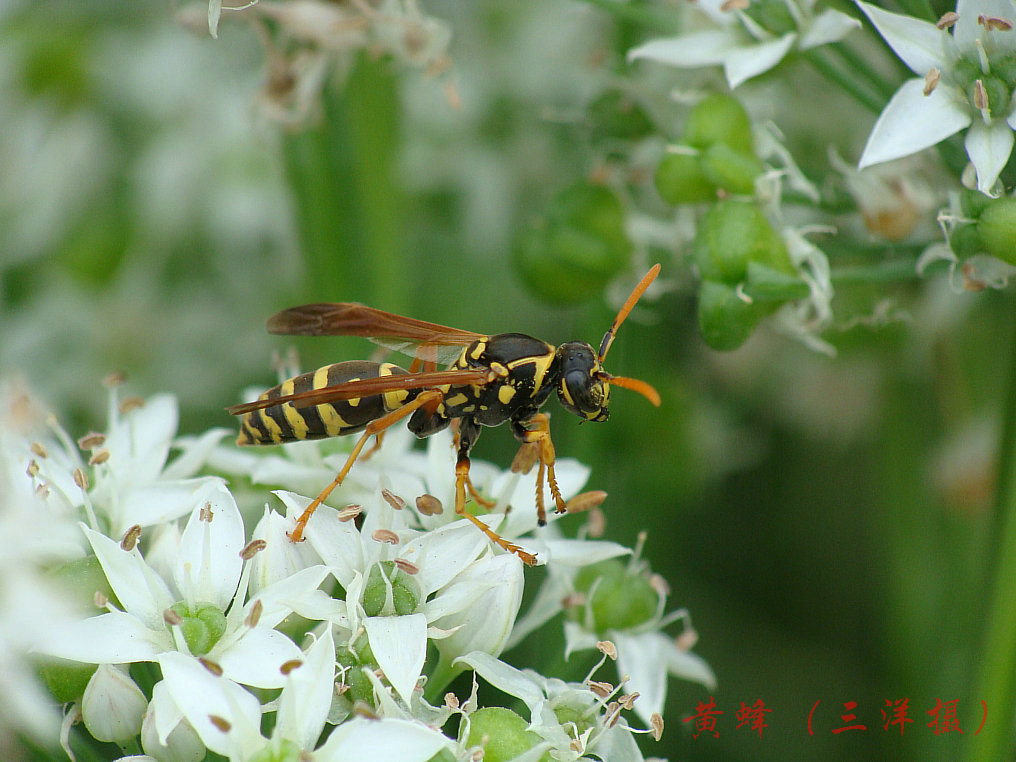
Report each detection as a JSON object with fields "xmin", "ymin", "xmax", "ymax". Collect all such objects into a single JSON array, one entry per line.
[
  {"xmin": 453, "ymin": 418, "xmax": 537, "ymax": 566},
  {"xmin": 288, "ymin": 389, "xmax": 445, "ymax": 542},
  {"xmin": 512, "ymin": 413, "xmax": 566, "ymax": 527}
]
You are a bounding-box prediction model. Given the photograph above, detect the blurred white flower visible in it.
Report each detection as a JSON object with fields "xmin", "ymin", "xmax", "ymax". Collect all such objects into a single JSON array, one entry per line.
[
  {"xmin": 857, "ymin": 0, "xmax": 1016, "ymax": 194},
  {"xmin": 628, "ymin": 0, "xmax": 860, "ymax": 87}
]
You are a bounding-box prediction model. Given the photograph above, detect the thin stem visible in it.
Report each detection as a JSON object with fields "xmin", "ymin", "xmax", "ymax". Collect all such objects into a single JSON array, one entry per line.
[
  {"xmin": 964, "ymin": 315, "xmax": 1016, "ymax": 762},
  {"xmin": 828, "ymin": 41, "xmax": 897, "ymax": 101},
  {"xmin": 804, "ymin": 49, "xmax": 885, "ymax": 114},
  {"xmin": 829, "ymin": 256, "xmax": 924, "ymax": 285}
]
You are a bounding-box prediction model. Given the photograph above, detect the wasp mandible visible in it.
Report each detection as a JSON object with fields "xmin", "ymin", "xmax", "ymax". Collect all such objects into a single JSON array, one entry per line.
[{"xmin": 228, "ymin": 265, "xmax": 661, "ymax": 565}]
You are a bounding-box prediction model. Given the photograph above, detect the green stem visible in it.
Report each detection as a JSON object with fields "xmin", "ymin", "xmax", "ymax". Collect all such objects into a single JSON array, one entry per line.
[
  {"xmin": 573, "ymin": 0, "xmax": 682, "ymax": 32},
  {"xmin": 829, "ymin": 256, "xmax": 924, "ymax": 284},
  {"xmin": 424, "ymin": 654, "xmax": 463, "ymax": 705},
  {"xmin": 964, "ymin": 315, "xmax": 1016, "ymax": 762},
  {"xmin": 804, "ymin": 49, "xmax": 885, "ymax": 114},
  {"xmin": 828, "ymin": 41, "xmax": 897, "ymax": 101}
]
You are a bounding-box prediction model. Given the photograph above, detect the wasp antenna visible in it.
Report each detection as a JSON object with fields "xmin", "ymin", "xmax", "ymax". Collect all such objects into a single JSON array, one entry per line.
[
  {"xmin": 606, "ymin": 374, "xmax": 661, "ymax": 407},
  {"xmin": 597, "ymin": 264, "xmax": 661, "ymax": 362}
]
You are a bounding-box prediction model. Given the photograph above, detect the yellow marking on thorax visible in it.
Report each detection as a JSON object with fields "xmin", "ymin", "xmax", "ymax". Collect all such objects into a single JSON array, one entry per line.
[
  {"xmin": 497, "ymin": 384, "xmax": 516, "ymax": 405},
  {"xmin": 508, "ymin": 347, "xmax": 555, "ymax": 393},
  {"xmin": 445, "ymin": 392, "xmax": 470, "ymax": 407}
]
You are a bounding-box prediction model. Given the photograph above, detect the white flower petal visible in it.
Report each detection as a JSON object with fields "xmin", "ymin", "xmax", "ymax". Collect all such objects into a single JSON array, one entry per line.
[
  {"xmin": 247, "ymin": 564, "xmax": 328, "ymax": 626},
  {"xmin": 36, "ymin": 610, "xmax": 170, "ymax": 663},
  {"xmin": 114, "ymin": 478, "xmax": 224, "ymax": 536},
  {"xmin": 158, "ymin": 651, "xmax": 263, "ymax": 758},
  {"xmin": 562, "ymin": 620, "xmax": 599, "ymax": 659},
  {"xmin": 614, "ymin": 630, "xmax": 669, "ymax": 724},
  {"xmin": 664, "ymin": 643, "xmax": 718, "ymax": 691},
  {"xmin": 85, "ymin": 527, "xmax": 174, "ymax": 630},
  {"xmin": 798, "ymin": 8, "xmax": 862, "ymax": 49},
  {"xmin": 627, "ymin": 29, "xmax": 743, "ymax": 68},
  {"xmin": 250, "ymin": 505, "xmax": 318, "ymax": 595},
  {"xmin": 275, "ymin": 627, "xmax": 335, "ymax": 749},
  {"xmin": 164, "ymin": 428, "xmax": 231, "ymax": 480},
  {"xmin": 855, "ymin": 1, "xmax": 948, "ymax": 75},
  {"xmin": 174, "ymin": 484, "xmax": 244, "ymax": 610},
  {"xmin": 82, "ymin": 664, "xmax": 147, "ymax": 743},
  {"xmin": 431, "ymin": 554, "xmax": 524, "ymax": 659},
  {"xmin": 538, "ymin": 539, "xmax": 630, "ymax": 567},
  {"xmin": 107, "ymin": 394, "xmax": 178, "ymax": 482},
  {"xmin": 316, "ymin": 717, "xmax": 452, "ymax": 762},
  {"xmin": 724, "ymin": 34, "xmax": 797, "ymax": 87},
  {"xmin": 454, "ymin": 651, "xmax": 544, "ymax": 711},
  {"xmin": 955, "ymin": 0, "xmax": 1016, "ymax": 53},
  {"xmin": 363, "ymin": 613, "xmax": 428, "ymax": 705},
  {"xmin": 399, "ymin": 519, "xmax": 489, "ymax": 594},
  {"xmin": 965, "ymin": 118, "xmax": 1015, "ymax": 192},
  {"xmin": 215, "ymin": 626, "xmax": 303, "ymax": 689},
  {"xmin": 859, "ymin": 78, "xmax": 971, "ymax": 168},
  {"xmin": 281, "ymin": 491, "xmax": 365, "ymax": 587}
]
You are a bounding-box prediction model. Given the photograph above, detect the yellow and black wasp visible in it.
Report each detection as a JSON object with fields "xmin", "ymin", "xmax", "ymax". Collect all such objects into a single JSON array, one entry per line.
[{"xmin": 228, "ymin": 265, "xmax": 661, "ymax": 565}]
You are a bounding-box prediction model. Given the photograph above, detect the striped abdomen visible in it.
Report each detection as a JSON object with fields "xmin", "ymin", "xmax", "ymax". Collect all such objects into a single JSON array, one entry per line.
[{"xmin": 237, "ymin": 361, "xmax": 416, "ymax": 446}]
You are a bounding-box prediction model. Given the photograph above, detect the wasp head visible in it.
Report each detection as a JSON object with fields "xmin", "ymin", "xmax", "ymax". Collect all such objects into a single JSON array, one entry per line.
[{"xmin": 555, "ymin": 341, "xmax": 610, "ymax": 422}]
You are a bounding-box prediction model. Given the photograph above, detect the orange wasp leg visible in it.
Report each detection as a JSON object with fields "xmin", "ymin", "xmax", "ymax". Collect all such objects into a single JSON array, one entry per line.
[
  {"xmin": 518, "ymin": 413, "xmax": 565, "ymax": 526},
  {"xmin": 288, "ymin": 388, "xmax": 445, "ymax": 542},
  {"xmin": 454, "ymin": 453, "xmax": 537, "ymax": 566}
]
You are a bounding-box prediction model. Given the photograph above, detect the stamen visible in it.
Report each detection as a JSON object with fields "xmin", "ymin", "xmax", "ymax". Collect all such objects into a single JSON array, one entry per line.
[
  {"xmin": 338, "ymin": 504, "xmax": 362, "ymax": 522},
  {"xmin": 30, "ymin": 441, "xmax": 48, "ymax": 458},
  {"xmin": 88, "ymin": 449, "xmax": 110, "ymax": 466},
  {"xmin": 372, "ymin": 528, "xmax": 400, "ymax": 545},
  {"xmin": 120, "ymin": 524, "xmax": 142, "ymax": 551},
  {"xmin": 415, "ymin": 494, "xmax": 443, "ymax": 515},
  {"xmin": 280, "ymin": 659, "xmax": 303, "ymax": 675},
  {"xmin": 77, "ymin": 431, "xmax": 106, "ymax": 450},
  {"xmin": 381, "ymin": 488, "xmax": 405, "ymax": 510},
  {"xmin": 936, "ymin": 11, "xmax": 958, "ymax": 28},
  {"xmin": 597, "ymin": 640, "xmax": 618, "ymax": 660},
  {"xmin": 924, "ymin": 68, "xmax": 940, "ymax": 96},
  {"xmin": 240, "ymin": 539, "xmax": 266, "ymax": 560},
  {"xmin": 245, "ymin": 599, "xmax": 263, "ymax": 628},
  {"xmin": 199, "ymin": 658, "xmax": 223, "ymax": 676},
  {"xmin": 208, "ymin": 715, "xmax": 231, "ymax": 732}
]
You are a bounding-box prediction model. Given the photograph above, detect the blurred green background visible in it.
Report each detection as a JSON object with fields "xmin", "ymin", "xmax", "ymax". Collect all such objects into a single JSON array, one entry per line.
[{"xmin": 3, "ymin": 1, "xmax": 1013, "ymax": 760}]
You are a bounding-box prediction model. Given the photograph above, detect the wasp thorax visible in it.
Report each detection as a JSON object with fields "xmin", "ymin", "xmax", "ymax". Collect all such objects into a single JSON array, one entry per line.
[{"xmin": 556, "ymin": 341, "xmax": 610, "ymax": 422}]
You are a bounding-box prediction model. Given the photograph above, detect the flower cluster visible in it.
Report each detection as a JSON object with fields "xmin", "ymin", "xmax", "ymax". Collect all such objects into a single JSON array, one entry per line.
[{"xmin": 5, "ymin": 379, "xmax": 712, "ymax": 761}]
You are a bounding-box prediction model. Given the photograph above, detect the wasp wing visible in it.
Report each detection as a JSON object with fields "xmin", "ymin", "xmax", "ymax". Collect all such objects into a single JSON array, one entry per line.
[
  {"xmin": 227, "ymin": 367, "xmax": 492, "ymax": 416},
  {"xmin": 266, "ymin": 303, "xmax": 483, "ymax": 366}
]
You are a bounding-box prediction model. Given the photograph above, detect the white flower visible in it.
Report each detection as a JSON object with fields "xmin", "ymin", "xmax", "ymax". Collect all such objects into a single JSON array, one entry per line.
[
  {"xmin": 457, "ymin": 651, "xmax": 651, "ymax": 762},
  {"xmin": 628, "ymin": 0, "xmax": 860, "ymax": 87},
  {"xmin": 857, "ymin": 0, "xmax": 1016, "ymax": 194},
  {"xmin": 36, "ymin": 485, "xmax": 329, "ymax": 689},
  {"xmin": 81, "ymin": 664, "xmax": 148, "ymax": 744}
]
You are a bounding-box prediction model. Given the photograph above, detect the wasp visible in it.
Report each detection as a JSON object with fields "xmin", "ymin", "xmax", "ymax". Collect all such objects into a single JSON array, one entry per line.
[{"xmin": 228, "ymin": 265, "xmax": 661, "ymax": 565}]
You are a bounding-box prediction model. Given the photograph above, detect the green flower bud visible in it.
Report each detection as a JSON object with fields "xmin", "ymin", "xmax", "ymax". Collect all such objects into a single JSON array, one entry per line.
[
  {"xmin": 464, "ymin": 707, "xmax": 547, "ymax": 762},
  {"xmin": 976, "ymin": 196, "xmax": 1016, "ymax": 265},
  {"xmin": 700, "ymin": 142, "xmax": 764, "ymax": 196},
  {"xmin": 697, "ymin": 279, "xmax": 765, "ymax": 351},
  {"xmin": 654, "ymin": 151, "xmax": 715, "ymax": 205},
  {"xmin": 683, "ymin": 94, "xmax": 754, "ymax": 155},
  {"xmin": 336, "ymin": 638, "xmax": 379, "ymax": 707},
  {"xmin": 742, "ymin": 261, "xmax": 811, "ymax": 302},
  {"xmin": 993, "ymin": 53, "xmax": 1016, "ymax": 84},
  {"xmin": 960, "ymin": 188, "xmax": 992, "ymax": 219},
  {"xmin": 363, "ymin": 560, "xmax": 421, "ymax": 617},
  {"xmin": 514, "ymin": 182, "xmax": 631, "ymax": 304},
  {"xmin": 573, "ymin": 559, "xmax": 658, "ymax": 632},
  {"xmin": 949, "ymin": 221, "xmax": 984, "ymax": 260},
  {"xmin": 693, "ymin": 200, "xmax": 792, "ymax": 284},
  {"xmin": 951, "ymin": 58, "xmax": 980, "ymax": 90},
  {"xmin": 49, "ymin": 554, "xmax": 117, "ymax": 609},
  {"xmin": 588, "ymin": 90, "xmax": 653, "ymax": 142},
  {"xmin": 742, "ymin": 0, "xmax": 797, "ymax": 36},
  {"xmin": 249, "ymin": 739, "xmax": 303, "ymax": 762},
  {"xmin": 38, "ymin": 657, "xmax": 98, "ymax": 703},
  {"xmin": 169, "ymin": 601, "xmax": 227, "ymax": 656}
]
